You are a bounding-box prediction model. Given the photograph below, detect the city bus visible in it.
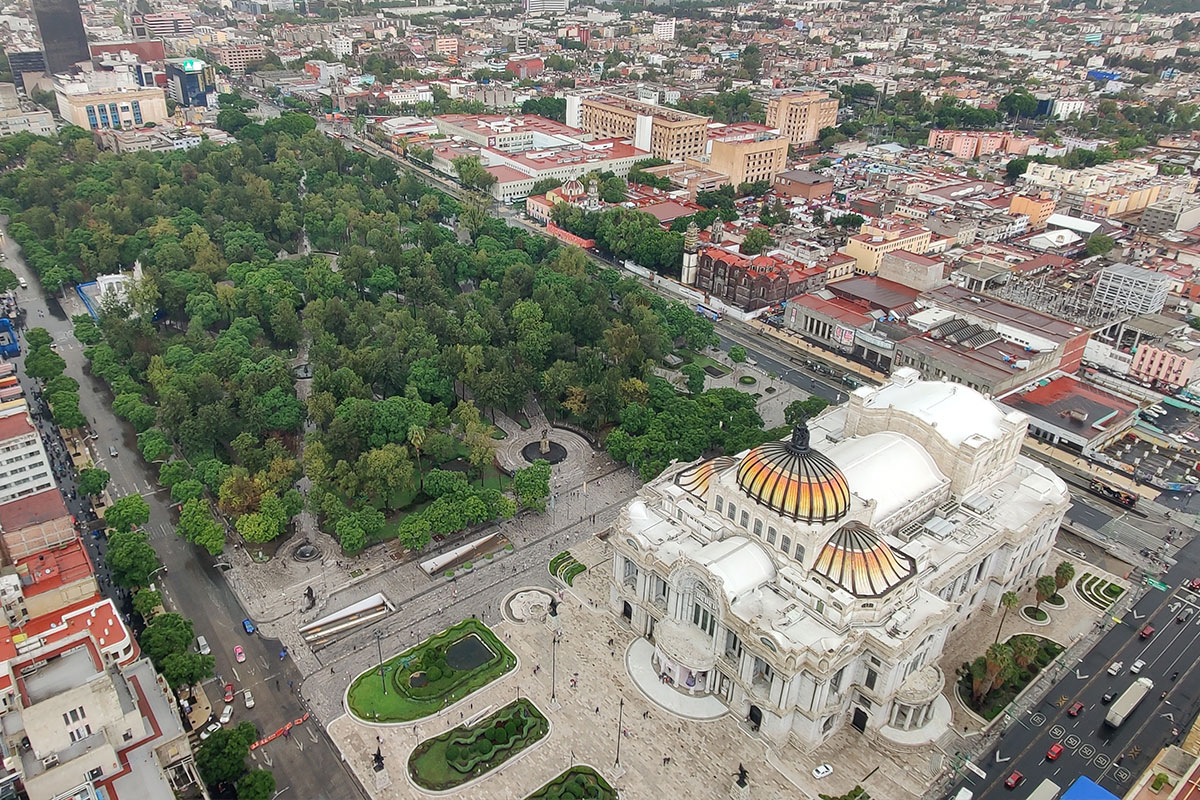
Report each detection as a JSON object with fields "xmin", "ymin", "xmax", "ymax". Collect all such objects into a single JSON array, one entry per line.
[
  {"xmin": 0, "ymin": 376, "xmax": 16, "ymax": 390},
  {"xmin": 1027, "ymin": 779, "xmax": 1061, "ymax": 800},
  {"xmin": 1087, "ymin": 477, "xmax": 1138, "ymax": 508},
  {"xmin": 695, "ymin": 304, "xmax": 722, "ymax": 321}
]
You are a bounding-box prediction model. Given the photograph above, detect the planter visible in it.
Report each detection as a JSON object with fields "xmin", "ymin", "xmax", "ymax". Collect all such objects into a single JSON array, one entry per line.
[
  {"xmin": 1020, "ymin": 606, "xmax": 1050, "ymax": 625},
  {"xmin": 1045, "ymin": 594, "xmax": 1067, "ymax": 610},
  {"xmin": 445, "ymin": 570, "xmax": 455, "ymax": 580}
]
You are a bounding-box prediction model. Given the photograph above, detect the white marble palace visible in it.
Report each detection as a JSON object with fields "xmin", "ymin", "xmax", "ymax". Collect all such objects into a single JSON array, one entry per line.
[{"xmin": 608, "ymin": 368, "xmax": 1070, "ymax": 750}]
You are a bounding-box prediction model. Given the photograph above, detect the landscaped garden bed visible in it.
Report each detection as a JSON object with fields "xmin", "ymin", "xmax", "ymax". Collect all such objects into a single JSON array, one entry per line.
[
  {"xmin": 408, "ymin": 698, "xmax": 549, "ymax": 791},
  {"xmin": 346, "ymin": 619, "xmax": 516, "ymax": 723},
  {"xmin": 526, "ymin": 766, "xmax": 616, "ymax": 800},
  {"xmin": 1075, "ymin": 572, "xmax": 1125, "ymax": 611},
  {"xmin": 1021, "ymin": 605, "xmax": 1048, "ymax": 622},
  {"xmin": 549, "ymin": 550, "xmax": 587, "ymax": 586},
  {"xmin": 957, "ymin": 634, "xmax": 1063, "ymax": 720}
]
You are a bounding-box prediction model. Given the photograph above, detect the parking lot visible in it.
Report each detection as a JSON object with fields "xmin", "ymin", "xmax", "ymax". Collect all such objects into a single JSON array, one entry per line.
[{"xmin": 1102, "ymin": 403, "xmax": 1200, "ymax": 487}]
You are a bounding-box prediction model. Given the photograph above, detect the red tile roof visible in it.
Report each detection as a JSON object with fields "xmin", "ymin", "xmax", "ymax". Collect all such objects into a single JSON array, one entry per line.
[
  {"xmin": 18, "ymin": 538, "xmax": 94, "ymax": 597},
  {"xmin": 0, "ymin": 414, "xmax": 33, "ymax": 441},
  {"xmin": 0, "ymin": 489, "xmax": 70, "ymax": 531}
]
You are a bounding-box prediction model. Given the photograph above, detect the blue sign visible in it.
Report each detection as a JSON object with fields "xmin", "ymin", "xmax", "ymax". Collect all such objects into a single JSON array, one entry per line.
[{"xmin": 1088, "ymin": 69, "xmax": 1120, "ymax": 81}]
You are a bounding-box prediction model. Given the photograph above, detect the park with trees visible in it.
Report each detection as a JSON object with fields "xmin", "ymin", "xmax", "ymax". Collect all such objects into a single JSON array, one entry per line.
[{"xmin": 0, "ymin": 121, "xmax": 779, "ymax": 564}]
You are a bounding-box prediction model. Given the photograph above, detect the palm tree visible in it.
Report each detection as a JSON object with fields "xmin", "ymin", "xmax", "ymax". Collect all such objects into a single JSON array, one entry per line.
[
  {"xmin": 975, "ymin": 642, "xmax": 1015, "ymax": 705},
  {"xmin": 1011, "ymin": 636, "xmax": 1039, "ymax": 670},
  {"xmin": 407, "ymin": 424, "xmax": 426, "ymax": 492},
  {"xmin": 1054, "ymin": 561, "xmax": 1076, "ymax": 594},
  {"xmin": 995, "ymin": 590, "xmax": 1020, "ymax": 643},
  {"xmin": 1035, "ymin": 575, "xmax": 1058, "ymax": 613}
]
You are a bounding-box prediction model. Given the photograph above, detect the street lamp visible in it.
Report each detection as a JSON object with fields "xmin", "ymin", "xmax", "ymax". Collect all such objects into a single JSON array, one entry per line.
[
  {"xmin": 550, "ymin": 634, "xmax": 557, "ymax": 704},
  {"xmin": 375, "ymin": 629, "xmax": 387, "ymax": 695},
  {"xmin": 614, "ymin": 697, "xmax": 624, "ymax": 769}
]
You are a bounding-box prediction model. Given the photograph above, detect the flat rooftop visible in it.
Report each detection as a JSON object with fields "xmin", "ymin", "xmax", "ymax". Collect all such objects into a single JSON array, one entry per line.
[
  {"xmin": 828, "ymin": 275, "xmax": 922, "ymax": 312},
  {"xmin": 1002, "ymin": 374, "xmax": 1137, "ymax": 442},
  {"xmin": 922, "ymin": 284, "xmax": 1085, "ymax": 342},
  {"xmin": 24, "ymin": 647, "xmax": 100, "ymax": 704},
  {"xmin": 584, "ymin": 93, "xmax": 706, "ymax": 123},
  {"xmin": 435, "ymin": 112, "xmax": 583, "ymax": 137}
]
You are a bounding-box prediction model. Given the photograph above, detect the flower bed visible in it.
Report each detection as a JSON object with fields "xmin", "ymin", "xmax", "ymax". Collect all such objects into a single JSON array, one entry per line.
[
  {"xmin": 346, "ymin": 619, "xmax": 516, "ymax": 723},
  {"xmin": 408, "ymin": 698, "xmax": 549, "ymax": 791},
  {"xmin": 957, "ymin": 634, "xmax": 1063, "ymax": 720},
  {"xmin": 525, "ymin": 766, "xmax": 617, "ymax": 800},
  {"xmin": 1021, "ymin": 605, "xmax": 1048, "ymax": 622}
]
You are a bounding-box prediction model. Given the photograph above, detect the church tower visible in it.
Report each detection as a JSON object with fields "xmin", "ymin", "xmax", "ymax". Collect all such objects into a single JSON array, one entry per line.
[
  {"xmin": 709, "ymin": 216, "xmax": 725, "ymax": 244},
  {"xmin": 681, "ymin": 221, "xmax": 700, "ymax": 285},
  {"xmin": 586, "ymin": 178, "xmax": 601, "ymax": 211}
]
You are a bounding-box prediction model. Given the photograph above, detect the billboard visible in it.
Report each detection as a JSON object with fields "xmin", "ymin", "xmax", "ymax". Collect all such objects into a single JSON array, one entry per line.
[{"xmin": 1087, "ymin": 69, "xmax": 1120, "ymax": 81}]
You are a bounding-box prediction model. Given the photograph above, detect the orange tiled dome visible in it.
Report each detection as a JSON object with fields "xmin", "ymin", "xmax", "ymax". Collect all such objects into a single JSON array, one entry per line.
[{"xmin": 735, "ymin": 423, "xmax": 850, "ymax": 524}]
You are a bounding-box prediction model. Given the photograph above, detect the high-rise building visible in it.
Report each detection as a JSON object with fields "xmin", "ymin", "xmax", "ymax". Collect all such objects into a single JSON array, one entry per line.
[
  {"xmin": 0, "ymin": 413, "xmax": 54, "ymax": 504},
  {"xmin": 695, "ymin": 123, "xmax": 790, "ymax": 186},
  {"xmin": 164, "ymin": 58, "xmax": 216, "ymax": 107},
  {"xmin": 653, "ymin": 18, "xmax": 676, "ymax": 41},
  {"xmin": 31, "ymin": 0, "xmax": 89, "ymax": 75},
  {"xmin": 4, "ymin": 50, "xmax": 47, "ymax": 91},
  {"xmin": 131, "ymin": 10, "xmax": 195, "ymax": 39},
  {"xmin": 524, "ymin": 0, "xmax": 568, "ymax": 14},
  {"xmin": 765, "ymin": 90, "xmax": 839, "ymax": 149}
]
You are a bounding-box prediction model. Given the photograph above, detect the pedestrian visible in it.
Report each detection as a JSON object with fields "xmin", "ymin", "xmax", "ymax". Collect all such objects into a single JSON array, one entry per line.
[{"xmin": 595, "ymin": 707, "xmax": 600, "ymax": 714}]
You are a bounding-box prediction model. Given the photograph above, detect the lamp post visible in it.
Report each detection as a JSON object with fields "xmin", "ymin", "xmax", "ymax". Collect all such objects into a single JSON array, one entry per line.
[
  {"xmin": 614, "ymin": 697, "xmax": 624, "ymax": 769},
  {"xmin": 550, "ymin": 634, "xmax": 557, "ymax": 704},
  {"xmin": 375, "ymin": 629, "xmax": 387, "ymax": 695}
]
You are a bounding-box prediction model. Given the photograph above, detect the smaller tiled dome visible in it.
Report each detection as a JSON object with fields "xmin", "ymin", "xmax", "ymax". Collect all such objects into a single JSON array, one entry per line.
[
  {"xmin": 735, "ymin": 423, "xmax": 851, "ymax": 524},
  {"xmin": 676, "ymin": 456, "xmax": 737, "ymax": 498},
  {"xmin": 561, "ymin": 176, "xmax": 585, "ymax": 198},
  {"xmin": 813, "ymin": 521, "xmax": 916, "ymax": 598}
]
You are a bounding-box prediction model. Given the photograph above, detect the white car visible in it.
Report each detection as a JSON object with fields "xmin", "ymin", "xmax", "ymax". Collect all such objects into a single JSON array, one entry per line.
[
  {"xmin": 812, "ymin": 764, "xmax": 834, "ymax": 780},
  {"xmin": 219, "ymin": 704, "xmax": 234, "ymax": 725},
  {"xmin": 243, "ymin": 690, "xmax": 255, "ymax": 709},
  {"xmin": 199, "ymin": 721, "xmax": 221, "ymax": 740},
  {"xmin": 1131, "ymin": 659, "xmax": 1146, "ymax": 674},
  {"xmin": 1108, "ymin": 661, "xmax": 1123, "ymax": 676}
]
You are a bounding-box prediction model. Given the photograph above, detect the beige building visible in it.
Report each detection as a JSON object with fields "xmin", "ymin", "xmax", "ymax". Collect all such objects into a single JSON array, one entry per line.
[
  {"xmin": 840, "ymin": 218, "xmax": 933, "ymax": 276},
  {"xmin": 54, "ymin": 77, "xmax": 168, "ymax": 130},
  {"xmin": 211, "ymin": 42, "xmax": 267, "ymax": 74},
  {"xmin": 689, "ymin": 122, "xmax": 789, "ymax": 187},
  {"xmin": 765, "ymin": 91, "xmax": 839, "ymax": 149},
  {"xmin": 568, "ymin": 93, "xmax": 709, "ymax": 162}
]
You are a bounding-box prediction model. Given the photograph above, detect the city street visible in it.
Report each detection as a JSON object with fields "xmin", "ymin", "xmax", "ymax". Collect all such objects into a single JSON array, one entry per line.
[
  {"xmin": 0, "ymin": 220, "xmax": 364, "ymax": 800},
  {"xmin": 949, "ymin": 545, "xmax": 1200, "ymax": 799}
]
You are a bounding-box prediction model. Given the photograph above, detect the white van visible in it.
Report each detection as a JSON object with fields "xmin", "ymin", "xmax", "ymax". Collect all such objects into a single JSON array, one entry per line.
[
  {"xmin": 952, "ymin": 789, "xmax": 974, "ymax": 800},
  {"xmin": 197, "ymin": 636, "xmax": 210, "ymax": 655}
]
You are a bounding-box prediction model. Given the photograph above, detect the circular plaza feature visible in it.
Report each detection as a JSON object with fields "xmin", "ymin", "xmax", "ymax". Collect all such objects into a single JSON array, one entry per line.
[
  {"xmin": 521, "ymin": 440, "xmax": 568, "ymax": 464},
  {"xmin": 502, "ymin": 587, "xmax": 555, "ymax": 625}
]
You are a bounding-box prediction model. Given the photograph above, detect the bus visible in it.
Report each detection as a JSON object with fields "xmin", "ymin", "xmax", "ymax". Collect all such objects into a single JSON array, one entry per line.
[
  {"xmin": 695, "ymin": 304, "xmax": 722, "ymax": 321},
  {"xmin": 1107, "ymin": 677, "xmax": 1153, "ymax": 727},
  {"xmin": 1027, "ymin": 779, "xmax": 1060, "ymax": 800},
  {"xmin": 1088, "ymin": 477, "xmax": 1138, "ymax": 508},
  {"xmin": 0, "ymin": 386, "xmax": 23, "ymax": 402}
]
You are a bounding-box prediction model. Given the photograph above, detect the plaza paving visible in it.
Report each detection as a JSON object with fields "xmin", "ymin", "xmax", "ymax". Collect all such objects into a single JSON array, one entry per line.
[{"xmin": 324, "ymin": 535, "xmax": 943, "ymax": 800}]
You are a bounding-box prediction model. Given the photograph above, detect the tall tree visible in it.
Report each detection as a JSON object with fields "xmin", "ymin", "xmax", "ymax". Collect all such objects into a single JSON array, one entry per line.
[{"xmin": 995, "ymin": 590, "xmax": 1020, "ymax": 643}]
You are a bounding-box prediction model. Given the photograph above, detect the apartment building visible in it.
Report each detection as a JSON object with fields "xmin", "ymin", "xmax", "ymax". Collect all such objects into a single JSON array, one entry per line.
[
  {"xmin": 1009, "ymin": 192, "xmax": 1056, "ymax": 230},
  {"xmin": 132, "ymin": 10, "xmax": 194, "ymax": 38},
  {"xmin": 1129, "ymin": 343, "xmax": 1195, "ymax": 389},
  {"xmin": 773, "ymin": 169, "xmax": 834, "ymax": 200},
  {"xmin": 765, "ymin": 91, "xmax": 839, "ymax": 149},
  {"xmin": 688, "ymin": 123, "xmax": 788, "ymax": 186},
  {"xmin": 525, "ymin": 0, "xmax": 568, "ymax": 15},
  {"xmin": 839, "ymin": 218, "xmax": 933, "ymax": 276},
  {"xmin": 653, "ymin": 18, "xmax": 676, "ymax": 41},
  {"xmin": 569, "ymin": 93, "xmax": 709, "ymax": 161},
  {"xmin": 926, "ymin": 129, "xmax": 1037, "ymax": 159},
  {"xmin": 0, "ymin": 413, "xmax": 53, "ymax": 505},
  {"xmin": 211, "ymin": 42, "xmax": 268, "ymax": 75},
  {"xmin": 1141, "ymin": 198, "xmax": 1200, "ymax": 235}
]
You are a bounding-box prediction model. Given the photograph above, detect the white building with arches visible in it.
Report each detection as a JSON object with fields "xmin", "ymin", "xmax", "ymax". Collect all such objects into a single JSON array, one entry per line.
[{"xmin": 609, "ymin": 367, "xmax": 1069, "ymax": 751}]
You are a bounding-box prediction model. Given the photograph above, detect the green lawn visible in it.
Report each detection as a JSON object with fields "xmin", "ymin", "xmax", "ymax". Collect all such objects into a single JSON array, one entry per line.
[
  {"xmin": 526, "ymin": 766, "xmax": 616, "ymax": 800},
  {"xmin": 676, "ymin": 349, "xmax": 731, "ymax": 376},
  {"xmin": 408, "ymin": 698, "xmax": 549, "ymax": 791},
  {"xmin": 347, "ymin": 619, "xmax": 517, "ymax": 723}
]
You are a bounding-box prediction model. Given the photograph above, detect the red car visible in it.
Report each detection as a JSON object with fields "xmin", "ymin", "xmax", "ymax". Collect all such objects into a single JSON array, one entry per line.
[
  {"xmin": 1068, "ymin": 702, "xmax": 1084, "ymax": 717},
  {"xmin": 1141, "ymin": 625, "xmax": 1155, "ymax": 639},
  {"xmin": 1005, "ymin": 771, "xmax": 1024, "ymax": 789},
  {"xmin": 1191, "ymin": 578, "xmax": 1200, "ymax": 591},
  {"xmin": 1047, "ymin": 743, "xmax": 1064, "ymax": 760},
  {"xmin": 223, "ymin": 683, "xmax": 234, "ymax": 703}
]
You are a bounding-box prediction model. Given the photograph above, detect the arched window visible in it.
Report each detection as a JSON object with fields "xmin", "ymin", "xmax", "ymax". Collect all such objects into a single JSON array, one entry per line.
[
  {"xmin": 794, "ymin": 542, "xmax": 805, "ymax": 562},
  {"xmin": 753, "ymin": 519, "xmax": 763, "ymax": 538},
  {"xmin": 715, "ymin": 495, "xmax": 724, "ymax": 513}
]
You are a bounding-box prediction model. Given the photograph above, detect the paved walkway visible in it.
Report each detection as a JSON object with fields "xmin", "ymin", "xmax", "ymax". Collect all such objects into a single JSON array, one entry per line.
[{"xmin": 325, "ymin": 536, "xmax": 937, "ymax": 800}]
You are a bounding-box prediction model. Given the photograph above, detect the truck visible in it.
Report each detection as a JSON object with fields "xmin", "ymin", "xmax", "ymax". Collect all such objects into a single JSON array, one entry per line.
[
  {"xmin": 1027, "ymin": 779, "xmax": 1061, "ymax": 800},
  {"xmin": 1106, "ymin": 677, "xmax": 1154, "ymax": 727}
]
